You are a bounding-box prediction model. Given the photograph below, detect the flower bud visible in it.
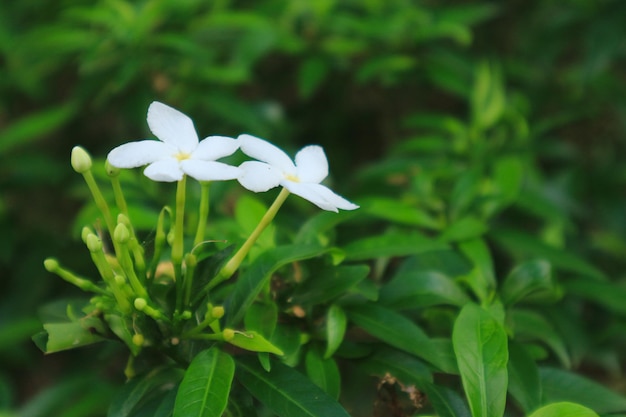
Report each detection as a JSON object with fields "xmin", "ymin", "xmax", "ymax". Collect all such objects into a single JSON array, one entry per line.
[
  {"xmin": 134, "ymin": 297, "xmax": 147, "ymax": 311},
  {"xmin": 211, "ymin": 306, "xmax": 225, "ymax": 319},
  {"xmin": 105, "ymin": 159, "xmax": 121, "ymax": 177},
  {"xmin": 114, "ymin": 223, "xmax": 130, "ymax": 244},
  {"xmin": 81, "ymin": 226, "xmax": 94, "ymax": 244},
  {"xmin": 86, "ymin": 234, "xmax": 102, "ymax": 253},
  {"xmin": 44, "ymin": 258, "xmax": 59, "ymax": 272},
  {"xmin": 117, "ymin": 213, "xmax": 131, "ymax": 227},
  {"xmin": 222, "ymin": 328, "xmax": 235, "ymax": 341},
  {"xmin": 132, "ymin": 333, "xmax": 144, "ymax": 347},
  {"xmin": 71, "ymin": 146, "xmax": 92, "ymax": 173}
]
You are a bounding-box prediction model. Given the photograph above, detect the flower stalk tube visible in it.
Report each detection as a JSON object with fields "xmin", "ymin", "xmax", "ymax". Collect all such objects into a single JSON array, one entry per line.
[{"xmin": 193, "ymin": 181, "xmax": 211, "ymax": 247}]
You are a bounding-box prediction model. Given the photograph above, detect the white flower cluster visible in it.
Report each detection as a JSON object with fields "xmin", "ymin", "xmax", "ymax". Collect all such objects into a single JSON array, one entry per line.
[{"xmin": 107, "ymin": 102, "xmax": 358, "ymax": 212}]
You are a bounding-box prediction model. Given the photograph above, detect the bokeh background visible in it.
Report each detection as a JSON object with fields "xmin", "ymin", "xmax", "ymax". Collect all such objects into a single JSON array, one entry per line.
[{"xmin": 2, "ymin": 0, "xmax": 626, "ymax": 415}]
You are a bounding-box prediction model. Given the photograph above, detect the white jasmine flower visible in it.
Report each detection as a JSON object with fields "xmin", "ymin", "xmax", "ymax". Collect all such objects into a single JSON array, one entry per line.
[
  {"xmin": 107, "ymin": 101, "xmax": 241, "ymax": 182},
  {"xmin": 237, "ymin": 134, "xmax": 359, "ymax": 212}
]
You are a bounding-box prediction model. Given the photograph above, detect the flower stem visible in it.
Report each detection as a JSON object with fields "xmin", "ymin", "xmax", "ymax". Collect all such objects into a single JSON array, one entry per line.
[
  {"xmin": 82, "ymin": 170, "xmax": 116, "ymax": 238},
  {"xmin": 210, "ymin": 187, "xmax": 290, "ymax": 290},
  {"xmin": 193, "ymin": 181, "xmax": 211, "ymax": 248},
  {"xmin": 173, "ymin": 176, "xmax": 187, "ymax": 314}
]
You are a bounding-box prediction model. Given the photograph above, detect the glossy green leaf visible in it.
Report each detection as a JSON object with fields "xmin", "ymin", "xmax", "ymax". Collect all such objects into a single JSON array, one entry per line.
[
  {"xmin": 527, "ymin": 402, "xmax": 599, "ymax": 417},
  {"xmin": 236, "ymin": 356, "xmax": 351, "ymax": 417},
  {"xmin": 235, "ymin": 195, "xmax": 275, "ymax": 252},
  {"xmin": 108, "ymin": 367, "xmax": 183, "ymax": 417},
  {"xmin": 439, "ymin": 216, "xmax": 488, "ymax": 242},
  {"xmin": 347, "ymin": 303, "xmax": 453, "ymax": 372},
  {"xmin": 565, "ymin": 279, "xmax": 626, "ymax": 315},
  {"xmin": 540, "ymin": 367, "xmax": 626, "ymax": 413},
  {"xmin": 452, "ymin": 303, "xmax": 508, "ymax": 417},
  {"xmin": 227, "ymin": 331, "xmax": 284, "ymax": 355},
  {"xmin": 380, "ymin": 269, "xmax": 469, "ymax": 309},
  {"xmin": 501, "ymin": 260, "xmax": 556, "ymax": 306},
  {"xmin": 507, "ymin": 342, "xmax": 541, "ymax": 414},
  {"xmin": 511, "ymin": 309, "xmax": 570, "ymax": 368},
  {"xmin": 325, "ymin": 304, "xmax": 347, "ymax": 359},
  {"xmin": 359, "ymin": 197, "xmax": 441, "ymax": 229},
  {"xmin": 291, "ymin": 265, "xmax": 370, "ymax": 306},
  {"xmin": 225, "ymin": 244, "xmax": 326, "ymax": 326},
  {"xmin": 343, "ymin": 231, "xmax": 448, "ymax": 261},
  {"xmin": 173, "ymin": 348, "xmax": 235, "ymax": 417},
  {"xmin": 244, "ymin": 302, "xmax": 278, "ymax": 339},
  {"xmin": 295, "ymin": 211, "xmax": 357, "ymax": 245},
  {"xmin": 305, "ymin": 348, "xmax": 341, "ymax": 400}
]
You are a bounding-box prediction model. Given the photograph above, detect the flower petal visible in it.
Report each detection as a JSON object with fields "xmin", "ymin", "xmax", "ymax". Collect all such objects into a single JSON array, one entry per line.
[
  {"xmin": 294, "ymin": 145, "xmax": 328, "ymax": 183},
  {"xmin": 147, "ymin": 101, "xmax": 199, "ymax": 153},
  {"xmin": 237, "ymin": 161, "xmax": 282, "ymax": 192},
  {"xmin": 143, "ymin": 158, "xmax": 184, "ymax": 182},
  {"xmin": 107, "ymin": 140, "xmax": 174, "ymax": 168},
  {"xmin": 282, "ymin": 182, "xmax": 359, "ymax": 212},
  {"xmin": 193, "ymin": 136, "xmax": 239, "ymax": 160},
  {"xmin": 181, "ymin": 160, "xmax": 242, "ymax": 181},
  {"xmin": 238, "ymin": 134, "xmax": 295, "ymax": 174}
]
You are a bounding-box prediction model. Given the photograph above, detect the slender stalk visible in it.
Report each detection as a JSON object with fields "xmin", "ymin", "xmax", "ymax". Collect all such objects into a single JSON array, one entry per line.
[
  {"xmin": 194, "ymin": 181, "xmax": 211, "ymax": 247},
  {"xmin": 172, "ymin": 176, "xmax": 187, "ymax": 314},
  {"xmin": 82, "ymin": 170, "xmax": 116, "ymax": 237},
  {"xmin": 209, "ymin": 188, "xmax": 290, "ymax": 290}
]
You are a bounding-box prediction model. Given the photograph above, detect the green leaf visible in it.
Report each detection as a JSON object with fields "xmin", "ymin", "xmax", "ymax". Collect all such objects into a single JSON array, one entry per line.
[
  {"xmin": 298, "ymin": 56, "xmax": 329, "ymax": 98},
  {"xmin": 440, "ymin": 216, "xmax": 488, "ymax": 242},
  {"xmin": 359, "ymin": 197, "xmax": 442, "ymax": 229},
  {"xmin": 511, "ymin": 309, "xmax": 570, "ymax": 368},
  {"xmin": 458, "ymin": 239, "xmax": 496, "ymax": 303},
  {"xmin": 501, "ymin": 260, "xmax": 557, "ymax": 306},
  {"xmin": 491, "ymin": 229, "xmax": 606, "ymax": 281},
  {"xmin": 357, "ymin": 347, "xmax": 433, "ymax": 386},
  {"xmin": 507, "ymin": 342, "xmax": 541, "ymax": 414},
  {"xmin": 108, "ymin": 367, "xmax": 183, "ymax": 417},
  {"xmin": 347, "ymin": 303, "xmax": 454, "ymax": 373},
  {"xmin": 380, "ymin": 269, "xmax": 469, "ymax": 309},
  {"xmin": 324, "ymin": 304, "xmax": 347, "ymax": 359},
  {"xmin": 291, "ymin": 265, "xmax": 370, "ymax": 306},
  {"xmin": 236, "ymin": 356, "xmax": 351, "ymax": 417},
  {"xmin": 471, "ymin": 60, "xmax": 505, "ymax": 130},
  {"xmin": 0, "ymin": 103, "xmax": 76, "ymax": 154},
  {"xmin": 305, "ymin": 349, "xmax": 341, "ymax": 400},
  {"xmin": 540, "ymin": 367, "xmax": 626, "ymax": 413},
  {"xmin": 421, "ymin": 382, "xmax": 472, "ymax": 417},
  {"xmin": 227, "ymin": 331, "xmax": 284, "ymax": 355},
  {"xmin": 493, "ymin": 156, "xmax": 524, "ymax": 203},
  {"xmin": 225, "ymin": 244, "xmax": 326, "ymax": 326},
  {"xmin": 343, "ymin": 231, "xmax": 448, "ymax": 261},
  {"xmin": 565, "ymin": 279, "xmax": 626, "ymax": 315},
  {"xmin": 452, "ymin": 303, "xmax": 508, "ymax": 417},
  {"xmin": 244, "ymin": 302, "xmax": 278, "ymax": 339},
  {"xmin": 235, "ymin": 195, "xmax": 275, "ymax": 253},
  {"xmin": 173, "ymin": 348, "xmax": 235, "ymax": 417},
  {"xmin": 527, "ymin": 402, "xmax": 599, "ymax": 417},
  {"xmin": 295, "ymin": 211, "xmax": 357, "ymax": 246}
]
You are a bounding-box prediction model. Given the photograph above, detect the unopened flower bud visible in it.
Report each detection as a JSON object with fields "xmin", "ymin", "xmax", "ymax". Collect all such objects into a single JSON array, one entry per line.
[
  {"xmin": 71, "ymin": 146, "xmax": 92, "ymax": 173},
  {"xmin": 44, "ymin": 258, "xmax": 59, "ymax": 272},
  {"xmin": 114, "ymin": 223, "xmax": 130, "ymax": 243},
  {"xmin": 222, "ymin": 328, "xmax": 235, "ymax": 341},
  {"xmin": 132, "ymin": 333, "xmax": 144, "ymax": 347},
  {"xmin": 212, "ymin": 306, "xmax": 225, "ymax": 319},
  {"xmin": 134, "ymin": 297, "xmax": 147, "ymax": 311},
  {"xmin": 86, "ymin": 234, "xmax": 102, "ymax": 253},
  {"xmin": 105, "ymin": 159, "xmax": 121, "ymax": 177},
  {"xmin": 81, "ymin": 226, "xmax": 93, "ymax": 243},
  {"xmin": 117, "ymin": 213, "xmax": 131, "ymax": 227},
  {"xmin": 185, "ymin": 253, "xmax": 197, "ymax": 268}
]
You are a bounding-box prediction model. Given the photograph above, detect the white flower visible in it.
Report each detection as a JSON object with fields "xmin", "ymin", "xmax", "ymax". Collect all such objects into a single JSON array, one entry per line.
[
  {"xmin": 237, "ymin": 134, "xmax": 359, "ymax": 212},
  {"xmin": 107, "ymin": 101, "xmax": 241, "ymax": 182}
]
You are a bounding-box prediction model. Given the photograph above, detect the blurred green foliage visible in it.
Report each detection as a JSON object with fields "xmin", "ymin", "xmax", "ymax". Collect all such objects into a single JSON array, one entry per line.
[{"xmin": 1, "ymin": 0, "xmax": 626, "ymax": 416}]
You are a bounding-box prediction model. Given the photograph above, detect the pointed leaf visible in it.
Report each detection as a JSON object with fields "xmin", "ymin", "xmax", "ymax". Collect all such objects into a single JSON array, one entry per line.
[
  {"xmin": 291, "ymin": 265, "xmax": 370, "ymax": 306},
  {"xmin": 305, "ymin": 349, "xmax": 341, "ymax": 399},
  {"xmin": 452, "ymin": 303, "xmax": 508, "ymax": 417},
  {"xmin": 324, "ymin": 304, "xmax": 347, "ymax": 359},
  {"xmin": 380, "ymin": 270, "xmax": 469, "ymax": 309},
  {"xmin": 507, "ymin": 342, "xmax": 541, "ymax": 414},
  {"xmin": 527, "ymin": 402, "xmax": 599, "ymax": 417},
  {"xmin": 343, "ymin": 231, "xmax": 448, "ymax": 261},
  {"xmin": 236, "ymin": 356, "xmax": 351, "ymax": 417},
  {"xmin": 227, "ymin": 331, "xmax": 284, "ymax": 355},
  {"xmin": 173, "ymin": 348, "xmax": 234, "ymax": 417},
  {"xmin": 501, "ymin": 260, "xmax": 556, "ymax": 306}
]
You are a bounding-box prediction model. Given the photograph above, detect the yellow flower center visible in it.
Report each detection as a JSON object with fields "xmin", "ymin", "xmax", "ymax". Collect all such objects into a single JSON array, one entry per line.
[
  {"xmin": 285, "ymin": 173, "xmax": 300, "ymax": 182},
  {"xmin": 175, "ymin": 152, "xmax": 191, "ymax": 161}
]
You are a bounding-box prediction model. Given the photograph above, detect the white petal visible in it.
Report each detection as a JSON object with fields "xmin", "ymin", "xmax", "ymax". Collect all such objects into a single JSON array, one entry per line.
[
  {"xmin": 283, "ymin": 182, "xmax": 359, "ymax": 212},
  {"xmin": 238, "ymin": 134, "xmax": 295, "ymax": 173},
  {"xmin": 107, "ymin": 140, "xmax": 174, "ymax": 168},
  {"xmin": 147, "ymin": 101, "xmax": 199, "ymax": 153},
  {"xmin": 143, "ymin": 158, "xmax": 184, "ymax": 182},
  {"xmin": 294, "ymin": 145, "xmax": 328, "ymax": 183},
  {"xmin": 237, "ymin": 161, "xmax": 282, "ymax": 192},
  {"xmin": 193, "ymin": 136, "xmax": 239, "ymax": 160},
  {"xmin": 181, "ymin": 160, "xmax": 242, "ymax": 181}
]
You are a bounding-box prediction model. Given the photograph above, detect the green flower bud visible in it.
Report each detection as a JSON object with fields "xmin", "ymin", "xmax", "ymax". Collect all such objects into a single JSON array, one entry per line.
[
  {"xmin": 105, "ymin": 159, "xmax": 121, "ymax": 177},
  {"xmin": 71, "ymin": 146, "xmax": 92, "ymax": 173},
  {"xmin": 44, "ymin": 258, "xmax": 59, "ymax": 272},
  {"xmin": 222, "ymin": 328, "xmax": 235, "ymax": 341},
  {"xmin": 211, "ymin": 306, "xmax": 225, "ymax": 319},
  {"xmin": 117, "ymin": 213, "xmax": 131, "ymax": 227},
  {"xmin": 181, "ymin": 310, "xmax": 192, "ymax": 320},
  {"xmin": 81, "ymin": 226, "xmax": 93, "ymax": 244},
  {"xmin": 86, "ymin": 234, "xmax": 102, "ymax": 253},
  {"xmin": 132, "ymin": 333, "xmax": 144, "ymax": 347},
  {"xmin": 114, "ymin": 223, "xmax": 130, "ymax": 244},
  {"xmin": 134, "ymin": 297, "xmax": 147, "ymax": 311},
  {"xmin": 185, "ymin": 253, "xmax": 197, "ymax": 268}
]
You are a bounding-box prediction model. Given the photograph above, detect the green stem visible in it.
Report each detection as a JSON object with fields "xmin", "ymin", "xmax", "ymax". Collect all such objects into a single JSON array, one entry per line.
[
  {"xmin": 210, "ymin": 187, "xmax": 290, "ymax": 289},
  {"xmin": 82, "ymin": 170, "xmax": 116, "ymax": 237},
  {"xmin": 173, "ymin": 176, "xmax": 187, "ymax": 314},
  {"xmin": 194, "ymin": 181, "xmax": 211, "ymax": 248}
]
